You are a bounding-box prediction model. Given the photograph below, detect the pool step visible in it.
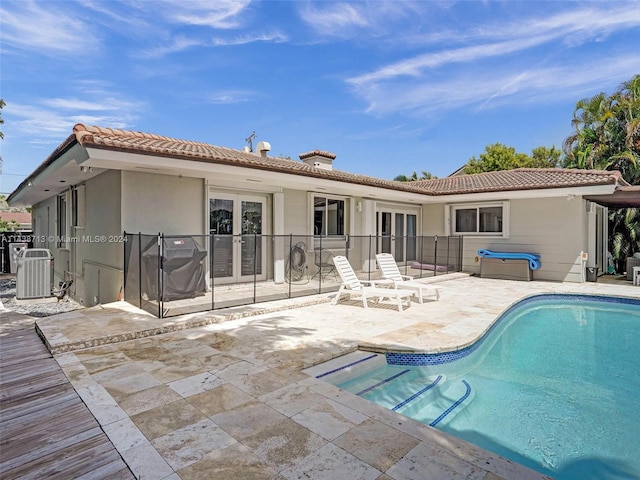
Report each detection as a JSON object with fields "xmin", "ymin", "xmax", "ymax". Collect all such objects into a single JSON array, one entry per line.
[
  {"xmin": 305, "ymin": 354, "xmax": 474, "ymax": 430},
  {"xmin": 397, "ymin": 379, "xmax": 474, "ymax": 427},
  {"xmin": 302, "ymin": 351, "xmax": 386, "ymax": 384},
  {"xmin": 355, "ymin": 371, "xmax": 446, "ymax": 411}
]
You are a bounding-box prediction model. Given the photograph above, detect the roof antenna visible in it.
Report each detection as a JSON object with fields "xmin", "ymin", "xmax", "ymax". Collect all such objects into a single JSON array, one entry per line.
[{"xmin": 245, "ymin": 131, "xmax": 256, "ymax": 153}]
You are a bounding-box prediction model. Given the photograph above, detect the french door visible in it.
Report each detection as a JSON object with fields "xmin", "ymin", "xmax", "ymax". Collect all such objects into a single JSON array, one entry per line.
[
  {"xmin": 377, "ymin": 209, "xmax": 418, "ymax": 263},
  {"xmin": 209, "ymin": 193, "xmax": 267, "ymax": 284}
]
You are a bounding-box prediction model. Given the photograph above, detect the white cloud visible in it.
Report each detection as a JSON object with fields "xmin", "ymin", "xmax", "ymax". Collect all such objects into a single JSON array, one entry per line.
[
  {"xmin": 77, "ymin": 0, "xmax": 154, "ymax": 36},
  {"xmin": 347, "ymin": 34, "xmax": 557, "ymax": 86},
  {"xmin": 347, "ymin": 124, "xmax": 425, "ymax": 141},
  {"xmin": 299, "ymin": 2, "xmax": 368, "ymax": 34},
  {"xmin": 208, "ymin": 90, "xmax": 255, "ymax": 104},
  {"xmin": 349, "ymin": 4, "xmax": 640, "ymax": 87},
  {"xmin": 212, "ymin": 32, "xmax": 288, "ymax": 46},
  {"xmin": 8, "ymin": 103, "xmax": 96, "ymax": 139},
  {"xmin": 140, "ymin": 36, "xmax": 210, "ymax": 59},
  {"xmin": 477, "ymin": 5, "xmax": 640, "ymax": 46},
  {"xmin": 0, "ymin": 0, "xmax": 99, "ymax": 55},
  {"xmin": 139, "ymin": 30, "xmax": 288, "ymax": 59},
  {"xmin": 402, "ymin": 4, "xmax": 640, "ymax": 47},
  {"xmin": 6, "ymin": 87, "xmax": 143, "ymax": 141},
  {"xmin": 297, "ymin": 1, "xmax": 420, "ymax": 38},
  {"xmin": 345, "ymin": 3, "xmax": 640, "ymax": 116},
  {"xmin": 41, "ymin": 97, "xmax": 139, "ymax": 112},
  {"xmin": 351, "ymin": 53, "xmax": 640, "ymax": 116},
  {"xmin": 158, "ymin": 0, "xmax": 252, "ymax": 29}
]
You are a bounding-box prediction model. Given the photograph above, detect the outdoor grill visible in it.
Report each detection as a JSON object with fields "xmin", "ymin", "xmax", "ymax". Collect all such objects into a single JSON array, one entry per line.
[{"xmin": 141, "ymin": 236, "xmax": 207, "ymax": 301}]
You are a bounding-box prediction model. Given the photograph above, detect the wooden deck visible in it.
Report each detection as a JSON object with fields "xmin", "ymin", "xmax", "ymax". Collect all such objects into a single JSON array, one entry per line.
[{"xmin": 0, "ymin": 314, "xmax": 134, "ymax": 479}]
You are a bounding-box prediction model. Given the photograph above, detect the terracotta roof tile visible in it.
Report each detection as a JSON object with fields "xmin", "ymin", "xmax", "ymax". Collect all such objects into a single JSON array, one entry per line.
[
  {"xmin": 411, "ymin": 168, "xmax": 624, "ymax": 195},
  {"xmin": 299, "ymin": 150, "xmax": 337, "ymax": 160},
  {"xmin": 72, "ymin": 124, "xmax": 430, "ymax": 194},
  {"xmin": 0, "ymin": 212, "xmax": 31, "ymax": 224},
  {"xmin": 61, "ymin": 125, "xmax": 625, "ymax": 197}
]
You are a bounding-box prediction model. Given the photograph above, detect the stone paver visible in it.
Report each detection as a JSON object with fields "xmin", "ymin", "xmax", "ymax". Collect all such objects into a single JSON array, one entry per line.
[{"xmin": 34, "ymin": 275, "xmax": 638, "ymax": 479}]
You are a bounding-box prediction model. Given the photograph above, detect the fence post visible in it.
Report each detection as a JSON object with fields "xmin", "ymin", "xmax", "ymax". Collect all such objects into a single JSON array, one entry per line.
[
  {"xmin": 253, "ymin": 233, "xmax": 258, "ymax": 303},
  {"xmin": 288, "ymin": 234, "xmax": 292, "ymax": 298},
  {"xmin": 138, "ymin": 233, "xmax": 142, "ymax": 308},
  {"xmin": 419, "ymin": 236, "xmax": 425, "ymax": 279},
  {"xmin": 345, "ymin": 234, "xmax": 350, "ymax": 258},
  {"xmin": 368, "ymin": 235, "xmax": 372, "ymax": 282},
  {"xmin": 317, "ymin": 235, "xmax": 322, "ymax": 293},
  {"xmin": 211, "ymin": 232, "xmax": 215, "ymax": 310},
  {"xmin": 157, "ymin": 233, "xmax": 162, "ymax": 318},
  {"xmin": 434, "ymin": 235, "xmax": 438, "ymax": 277},
  {"xmin": 123, "ymin": 231, "xmax": 127, "ymax": 300}
]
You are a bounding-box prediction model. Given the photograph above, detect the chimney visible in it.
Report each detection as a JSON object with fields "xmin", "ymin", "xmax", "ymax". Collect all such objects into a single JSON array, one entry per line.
[
  {"xmin": 256, "ymin": 141, "xmax": 271, "ymax": 157},
  {"xmin": 299, "ymin": 150, "xmax": 336, "ymax": 170}
]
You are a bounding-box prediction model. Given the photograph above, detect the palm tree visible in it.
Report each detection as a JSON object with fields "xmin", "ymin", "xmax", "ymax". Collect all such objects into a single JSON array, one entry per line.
[
  {"xmin": 563, "ymin": 92, "xmax": 618, "ymax": 170},
  {"xmin": 563, "ymin": 75, "xmax": 640, "ymax": 272},
  {"xmin": 610, "ymin": 207, "xmax": 640, "ymax": 272}
]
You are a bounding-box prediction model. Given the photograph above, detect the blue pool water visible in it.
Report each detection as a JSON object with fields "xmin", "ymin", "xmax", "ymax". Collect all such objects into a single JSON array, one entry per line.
[{"xmin": 312, "ymin": 294, "xmax": 640, "ymax": 480}]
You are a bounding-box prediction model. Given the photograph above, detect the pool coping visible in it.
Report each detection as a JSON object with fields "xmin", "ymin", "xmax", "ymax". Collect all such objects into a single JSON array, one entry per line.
[{"xmin": 359, "ymin": 292, "xmax": 640, "ymax": 361}]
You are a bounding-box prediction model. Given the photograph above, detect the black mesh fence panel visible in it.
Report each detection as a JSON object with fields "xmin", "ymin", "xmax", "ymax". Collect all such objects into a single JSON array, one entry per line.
[
  {"xmin": 123, "ymin": 232, "xmax": 462, "ymax": 318},
  {"xmin": 139, "ymin": 234, "xmax": 161, "ymax": 316},
  {"xmin": 123, "ymin": 232, "xmax": 140, "ymax": 308}
]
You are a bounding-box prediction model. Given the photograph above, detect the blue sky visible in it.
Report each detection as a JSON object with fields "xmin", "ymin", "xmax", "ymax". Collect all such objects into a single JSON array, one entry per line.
[{"xmin": 1, "ymin": 1, "xmax": 639, "ymax": 195}]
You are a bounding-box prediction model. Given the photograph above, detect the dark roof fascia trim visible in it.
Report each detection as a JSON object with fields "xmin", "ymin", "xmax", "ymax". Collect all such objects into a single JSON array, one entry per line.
[
  {"xmin": 585, "ymin": 186, "xmax": 640, "ymax": 208},
  {"xmin": 82, "ymin": 142, "xmax": 436, "ymax": 197},
  {"xmin": 7, "ymin": 134, "xmax": 78, "ymax": 204}
]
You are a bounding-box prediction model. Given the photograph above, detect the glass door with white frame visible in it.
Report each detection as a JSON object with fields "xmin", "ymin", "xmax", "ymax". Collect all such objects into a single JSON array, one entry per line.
[
  {"xmin": 376, "ymin": 209, "xmax": 418, "ymax": 263},
  {"xmin": 209, "ymin": 193, "xmax": 267, "ymax": 284}
]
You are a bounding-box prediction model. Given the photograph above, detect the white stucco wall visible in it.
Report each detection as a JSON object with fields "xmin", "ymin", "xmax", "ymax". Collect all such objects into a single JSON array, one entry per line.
[
  {"xmin": 282, "ymin": 188, "xmax": 308, "ymax": 236},
  {"xmin": 423, "ymin": 197, "xmax": 589, "ymax": 282},
  {"xmin": 29, "ymin": 170, "xmax": 124, "ymax": 306},
  {"xmin": 31, "ymin": 170, "xmax": 205, "ymax": 306},
  {"xmin": 76, "ymin": 170, "xmax": 123, "ymax": 306},
  {"xmin": 121, "ymin": 171, "xmax": 205, "ymax": 235},
  {"xmin": 422, "ymin": 204, "xmax": 446, "ymax": 236}
]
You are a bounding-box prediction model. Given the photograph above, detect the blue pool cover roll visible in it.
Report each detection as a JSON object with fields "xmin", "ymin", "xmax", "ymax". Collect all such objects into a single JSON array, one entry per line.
[{"xmin": 477, "ymin": 249, "xmax": 541, "ymax": 270}]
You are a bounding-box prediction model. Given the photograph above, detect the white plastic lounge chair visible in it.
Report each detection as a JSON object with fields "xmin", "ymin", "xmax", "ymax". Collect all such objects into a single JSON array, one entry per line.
[
  {"xmin": 332, "ymin": 256, "xmax": 414, "ymax": 311},
  {"xmin": 375, "ymin": 253, "xmax": 440, "ymax": 303}
]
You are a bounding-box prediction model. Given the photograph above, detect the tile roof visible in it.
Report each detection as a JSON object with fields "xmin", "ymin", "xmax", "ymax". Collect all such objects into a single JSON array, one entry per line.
[
  {"xmin": 0, "ymin": 212, "xmax": 31, "ymax": 224},
  {"xmin": 411, "ymin": 168, "xmax": 625, "ymax": 195},
  {"xmin": 71, "ymin": 124, "xmax": 430, "ymax": 194},
  {"xmin": 299, "ymin": 150, "xmax": 337, "ymax": 160},
  {"xmin": 10, "ymin": 124, "xmax": 625, "ymax": 204}
]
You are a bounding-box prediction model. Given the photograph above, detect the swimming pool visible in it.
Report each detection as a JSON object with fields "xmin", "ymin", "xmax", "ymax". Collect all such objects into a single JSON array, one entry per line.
[{"xmin": 307, "ymin": 294, "xmax": 640, "ymax": 480}]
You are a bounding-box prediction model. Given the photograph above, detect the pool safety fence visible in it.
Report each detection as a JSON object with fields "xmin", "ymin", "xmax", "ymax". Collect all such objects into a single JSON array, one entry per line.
[{"xmin": 123, "ymin": 233, "xmax": 463, "ymax": 318}]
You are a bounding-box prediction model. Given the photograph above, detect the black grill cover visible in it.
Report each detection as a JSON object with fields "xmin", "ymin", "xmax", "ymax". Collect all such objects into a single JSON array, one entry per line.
[{"xmin": 142, "ymin": 237, "xmax": 207, "ymax": 301}]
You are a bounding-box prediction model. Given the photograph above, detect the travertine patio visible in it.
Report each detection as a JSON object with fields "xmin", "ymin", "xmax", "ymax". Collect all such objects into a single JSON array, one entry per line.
[{"xmin": 34, "ymin": 275, "xmax": 638, "ymax": 479}]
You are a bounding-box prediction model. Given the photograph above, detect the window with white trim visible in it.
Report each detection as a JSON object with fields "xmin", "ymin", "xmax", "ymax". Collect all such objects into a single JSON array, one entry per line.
[
  {"xmin": 449, "ymin": 202, "xmax": 509, "ymax": 237},
  {"xmin": 313, "ymin": 196, "xmax": 345, "ymax": 237}
]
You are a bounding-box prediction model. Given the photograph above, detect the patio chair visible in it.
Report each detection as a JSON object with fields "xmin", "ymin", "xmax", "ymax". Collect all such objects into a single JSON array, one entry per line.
[
  {"xmin": 375, "ymin": 253, "xmax": 440, "ymax": 303},
  {"xmin": 312, "ymin": 248, "xmax": 338, "ymax": 281},
  {"xmin": 332, "ymin": 255, "xmax": 414, "ymax": 311}
]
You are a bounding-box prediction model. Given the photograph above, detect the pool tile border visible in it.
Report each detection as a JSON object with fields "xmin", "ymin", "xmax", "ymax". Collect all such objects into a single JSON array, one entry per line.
[{"xmin": 386, "ymin": 293, "xmax": 640, "ymax": 366}]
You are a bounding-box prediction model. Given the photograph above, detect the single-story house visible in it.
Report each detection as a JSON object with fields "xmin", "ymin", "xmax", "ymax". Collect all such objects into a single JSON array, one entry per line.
[{"xmin": 7, "ymin": 124, "xmax": 638, "ymax": 307}]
